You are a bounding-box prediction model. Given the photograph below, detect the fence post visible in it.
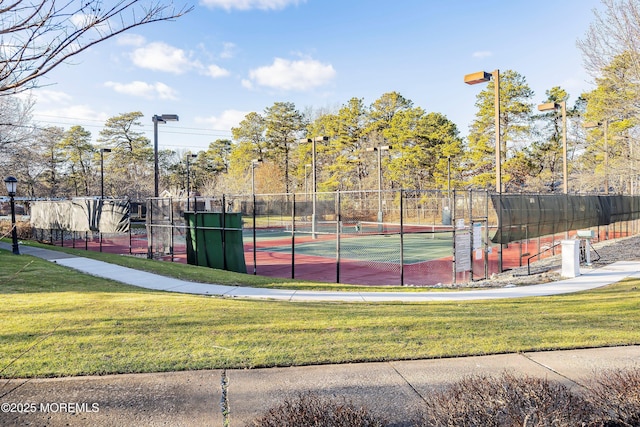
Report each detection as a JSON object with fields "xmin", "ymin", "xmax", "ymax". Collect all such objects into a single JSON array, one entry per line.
[
  {"xmin": 147, "ymin": 199, "xmax": 153, "ymax": 259},
  {"xmin": 169, "ymin": 197, "xmax": 174, "ymax": 262},
  {"xmin": 291, "ymin": 193, "xmax": 295, "ymax": 279},
  {"xmin": 222, "ymin": 194, "xmax": 227, "ymax": 271},
  {"xmin": 498, "ymin": 192, "xmax": 503, "ymax": 272},
  {"xmin": 128, "ymin": 203, "xmax": 132, "ymax": 255},
  {"xmin": 469, "ymin": 189, "xmax": 474, "ymax": 282},
  {"xmin": 452, "ymin": 190, "xmax": 456, "ymax": 285},
  {"xmin": 336, "ymin": 191, "xmax": 341, "ymax": 283},
  {"xmin": 483, "ymin": 191, "xmax": 489, "ymax": 279},
  {"xmin": 252, "ymin": 193, "xmax": 257, "ymax": 275},
  {"xmin": 400, "ymin": 189, "xmax": 404, "ymax": 286}
]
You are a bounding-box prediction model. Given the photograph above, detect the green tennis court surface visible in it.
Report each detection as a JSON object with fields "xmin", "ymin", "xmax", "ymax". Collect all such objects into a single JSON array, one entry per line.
[{"xmin": 254, "ymin": 232, "xmax": 454, "ymax": 264}]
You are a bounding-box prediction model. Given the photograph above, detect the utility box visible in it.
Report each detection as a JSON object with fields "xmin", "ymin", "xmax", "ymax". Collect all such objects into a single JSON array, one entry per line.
[
  {"xmin": 577, "ymin": 229, "xmax": 595, "ymax": 266},
  {"xmin": 577, "ymin": 229, "xmax": 595, "ymax": 239},
  {"xmin": 561, "ymin": 240, "xmax": 581, "ymax": 278}
]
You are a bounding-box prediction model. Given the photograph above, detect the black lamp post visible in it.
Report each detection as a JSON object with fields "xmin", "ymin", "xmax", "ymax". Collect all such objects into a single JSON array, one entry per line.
[{"xmin": 4, "ymin": 176, "xmax": 19, "ymax": 254}]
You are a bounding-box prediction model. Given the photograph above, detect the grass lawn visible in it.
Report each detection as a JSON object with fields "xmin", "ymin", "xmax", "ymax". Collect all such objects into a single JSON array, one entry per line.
[{"xmin": 1, "ymin": 247, "xmax": 640, "ymax": 379}]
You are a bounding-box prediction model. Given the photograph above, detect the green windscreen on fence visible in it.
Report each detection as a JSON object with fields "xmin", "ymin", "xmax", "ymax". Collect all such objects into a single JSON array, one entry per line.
[
  {"xmin": 184, "ymin": 212, "xmax": 247, "ymax": 273},
  {"xmin": 491, "ymin": 194, "xmax": 640, "ymax": 244}
]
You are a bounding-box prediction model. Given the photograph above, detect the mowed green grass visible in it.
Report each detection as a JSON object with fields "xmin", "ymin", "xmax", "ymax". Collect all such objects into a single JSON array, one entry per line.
[{"xmin": 1, "ymin": 248, "xmax": 640, "ymax": 379}]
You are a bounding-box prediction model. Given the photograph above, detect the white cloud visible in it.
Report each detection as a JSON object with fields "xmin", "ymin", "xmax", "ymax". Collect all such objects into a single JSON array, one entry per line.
[
  {"xmin": 204, "ymin": 64, "xmax": 230, "ymax": 78},
  {"xmin": 247, "ymin": 57, "xmax": 336, "ymax": 91},
  {"xmin": 25, "ymin": 89, "xmax": 73, "ymax": 105},
  {"xmin": 196, "ymin": 109, "xmax": 250, "ymax": 133},
  {"xmin": 220, "ymin": 42, "xmax": 236, "ymax": 59},
  {"xmin": 117, "ymin": 34, "xmax": 146, "ymax": 47},
  {"xmin": 37, "ymin": 105, "xmax": 109, "ymax": 125},
  {"xmin": 241, "ymin": 79, "xmax": 254, "ymax": 90},
  {"xmin": 130, "ymin": 42, "xmax": 199, "ymax": 74},
  {"xmin": 104, "ymin": 81, "xmax": 178, "ymax": 100},
  {"xmin": 472, "ymin": 51, "xmax": 493, "ymax": 59},
  {"xmin": 70, "ymin": 13, "xmax": 96, "ymax": 28},
  {"xmin": 200, "ymin": 0, "xmax": 305, "ymax": 11}
]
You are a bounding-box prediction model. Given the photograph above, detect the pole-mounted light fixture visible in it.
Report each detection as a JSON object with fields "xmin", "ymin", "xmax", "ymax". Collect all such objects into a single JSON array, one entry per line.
[
  {"xmin": 186, "ymin": 153, "xmax": 197, "ymax": 211},
  {"xmin": 251, "ymin": 158, "xmax": 263, "ymax": 195},
  {"xmin": 152, "ymin": 114, "xmax": 179, "ymax": 197},
  {"xmin": 4, "ymin": 176, "xmax": 17, "ymax": 196},
  {"xmin": 298, "ymin": 136, "xmax": 329, "ymax": 239},
  {"xmin": 464, "ymin": 69, "xmax": 501, "ymax": 193},
  {"xmin": 100, "ymin": 148, "xmax": 111, "ymax": 199},
  {"xmin": 465, "ymin": 69, "xmax": 502, "ymax": 271},
  {"xmin": 366, "ymin": 145, "xmax": 393, "ymax": 228}
]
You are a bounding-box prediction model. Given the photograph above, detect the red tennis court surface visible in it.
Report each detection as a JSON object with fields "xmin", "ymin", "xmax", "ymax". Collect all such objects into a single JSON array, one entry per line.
[{"xmin": 48, "ymin": 228, "xmax": 626, "ymax": 287}]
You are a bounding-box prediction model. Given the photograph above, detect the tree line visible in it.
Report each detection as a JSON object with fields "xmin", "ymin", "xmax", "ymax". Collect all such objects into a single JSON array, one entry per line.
[
  {"xmin": 1, "ymin": 1, "xmax": 639, "ymax": 200},
  {"xmin": 0, "ymin": 79, "xmax": 634, "ymax": 200}
]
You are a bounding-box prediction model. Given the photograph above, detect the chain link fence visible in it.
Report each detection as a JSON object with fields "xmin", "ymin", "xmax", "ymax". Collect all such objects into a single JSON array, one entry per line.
[
  {"xmin": 143, "ymin": 190, "xmax": 640, "ymax": 286},
  {"xmin": 5, "ymin": 191, "xmax": 639, "ymax": 287}
]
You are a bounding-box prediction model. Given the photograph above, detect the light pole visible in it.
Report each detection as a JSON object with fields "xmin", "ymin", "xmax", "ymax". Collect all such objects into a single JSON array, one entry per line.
[
  {"xmin": 446, "ymin": 156, "xmax": 451, "ymax": 196},
  {"xmin": 100, "ymin": 148, "xmax": 111, "ymax": 199},
  {"xmin": 299, "ymin": 136, "xmax": 328, "ymax": 238},
  {"xmin": 304, "ymin": 163, "xmax": 311, "ymax": 201},
  {"xmin": 584, "ymin": 120, "xmax": 610, "ymax": 194},
  {"xmin": 538, "ymin": 101, "xmax": 568, "ymax": 193},
  {"xmin": 366, "ymin": 145, "xmax": 392, "ymax": 227},
  {"xmin": 186, "ymin": 153, "xmax": 197, "ymax": 211},
  {"xmin": 251, "ymin": 158, "xmax": 262, "ymax": 195},
  {"xmin": 464, "ymin": 70, "xmax": 501, "ymax": 192},
  {"xmin": 152, "ymin": 114, "xmax": 179, "ymax": 197},
  {"xmin": 465, "ymin": 69, "xmax": 502, "ymax": 272},
  {"xmin": 4, "ymin": 176, "xmax": 19, "ymax": 255}
]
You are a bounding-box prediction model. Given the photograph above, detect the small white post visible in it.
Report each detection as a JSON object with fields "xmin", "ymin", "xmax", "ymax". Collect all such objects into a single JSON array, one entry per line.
[{"xmin": 561, "ymin": 240, "xmax": 581, "ymax": 278}]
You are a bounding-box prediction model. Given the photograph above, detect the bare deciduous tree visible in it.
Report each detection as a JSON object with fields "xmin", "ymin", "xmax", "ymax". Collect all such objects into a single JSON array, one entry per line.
[
  {"xmin": 0, "ymin": 94, "xmax": 34, "ymax": 154},
  {"xmin": 0, "ymin": 0, "xmax": 192, "ymax": 94},
  {"xmin": 577, "ymin": 0, "xmax": 640, "ymax": 81}
]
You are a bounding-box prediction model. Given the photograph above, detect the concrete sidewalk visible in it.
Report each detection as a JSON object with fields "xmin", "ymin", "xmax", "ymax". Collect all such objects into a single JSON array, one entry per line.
[
  {"xmin": 1, "ymin": 346, "xmax": 639, "ymax": 426},
  {"xmin": 4, "ymin": 242, "xmax": 640, "ymax": 301}
]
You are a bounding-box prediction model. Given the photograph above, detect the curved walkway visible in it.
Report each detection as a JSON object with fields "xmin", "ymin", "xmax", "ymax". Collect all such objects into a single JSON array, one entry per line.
[{"xmin": 5, "ymin": 243, "xmax": 640, "ymax": 301}]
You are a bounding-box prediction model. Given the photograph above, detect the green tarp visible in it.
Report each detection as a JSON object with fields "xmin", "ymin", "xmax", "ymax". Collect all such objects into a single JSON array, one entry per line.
[{"xmin": 184, "ymin": 212, "xmax": 247, "ymax": 273}]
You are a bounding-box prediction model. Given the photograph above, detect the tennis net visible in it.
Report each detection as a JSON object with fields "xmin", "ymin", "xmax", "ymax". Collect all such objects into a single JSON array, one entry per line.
[{"xmin": 286, "ymin": 220, "xmax": 455, "ymax": 238}]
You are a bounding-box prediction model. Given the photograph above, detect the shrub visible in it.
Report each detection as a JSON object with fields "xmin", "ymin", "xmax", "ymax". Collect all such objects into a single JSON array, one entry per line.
[
  {"xmin": 415, "ymin": 372, "xmax": 595, "ymax": 427},
  {"xmin": 247, "ymin": 369, "xmax": 640, "ymax": 427},
  {"xmin": 586, "ymin": 367, "xmax": 640, "ymax": 426},
  {"xmin": 0, "ymin": 219, "xmax": 31, "ymax": 239},
  {"xmin": 246, "ymin": 392, "xmax": 386, "ymax": 427}
]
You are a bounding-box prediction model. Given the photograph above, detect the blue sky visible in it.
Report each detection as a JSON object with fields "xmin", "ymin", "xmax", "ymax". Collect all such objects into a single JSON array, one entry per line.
[{"xmin": 28, "ymin": 0, "xmax": 604, "ymax": 152}]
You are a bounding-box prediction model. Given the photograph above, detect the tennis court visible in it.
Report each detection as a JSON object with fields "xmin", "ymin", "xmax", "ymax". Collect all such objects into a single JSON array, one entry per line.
[
  {"xmin": 241, "ymin": 219, "xmax": 470, "ymax": 286},
  {"xmin": 249, "ymin": 221, "xmax": 454, "ymax": 264}
]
